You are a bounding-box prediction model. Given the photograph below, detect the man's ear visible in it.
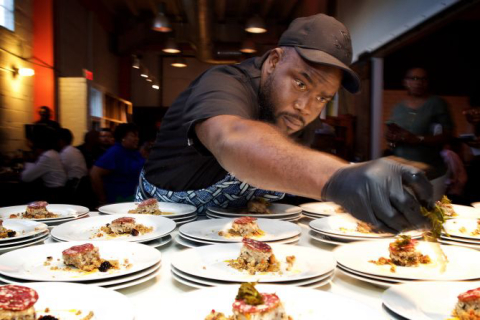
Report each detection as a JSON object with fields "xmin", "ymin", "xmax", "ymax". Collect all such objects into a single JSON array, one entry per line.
[{"xmin": 265, "ymin": 48, "xmax": 284, "ymax": 75}]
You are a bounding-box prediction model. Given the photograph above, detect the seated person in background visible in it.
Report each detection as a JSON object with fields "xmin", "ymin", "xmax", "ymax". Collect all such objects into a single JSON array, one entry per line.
[
  {"xmin": 386, "ymin": 67, "xmax": 453, "ymax": 200},
  {"xmin": 35, "ymin": 106, "xmax": 61, "ymax": 130},
  {"xmin": 21, "ymin": 126, "xmax": 67, "ymax": 202},
  {"xmin": 441, "ymin": 140, "xmax": 468, "ymax": 204},
  {"xmin": 90, "ymin": 124, "xmax": 145, "ymax": 205},
  {"xmin": 76, "ymin": 130, "xmax": 102, "ymax": 169},
  {"xmin": 59, "ymin": 128, "xmax": 88, "ymax": 181},
  {"xmin": 99, "ymin": 128, "xmax": 115, "ymax": 150}
]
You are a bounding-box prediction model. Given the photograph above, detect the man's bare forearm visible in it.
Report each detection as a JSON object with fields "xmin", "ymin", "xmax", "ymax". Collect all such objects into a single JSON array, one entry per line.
[{"xmin": 196, "ymin": 115, "xmax": 348, "ymax": 199}]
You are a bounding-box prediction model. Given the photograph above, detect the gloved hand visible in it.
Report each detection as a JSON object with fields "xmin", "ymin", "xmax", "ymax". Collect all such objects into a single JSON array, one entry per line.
[{"xmin": 322, "ymin": 158, "xmax": 434, "ymax": 232}]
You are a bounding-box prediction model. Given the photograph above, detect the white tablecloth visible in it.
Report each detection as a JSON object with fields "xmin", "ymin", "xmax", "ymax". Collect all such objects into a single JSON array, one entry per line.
[{"xmin": 115, "ymin": 216, "xmax": 394, "ymax": 319}]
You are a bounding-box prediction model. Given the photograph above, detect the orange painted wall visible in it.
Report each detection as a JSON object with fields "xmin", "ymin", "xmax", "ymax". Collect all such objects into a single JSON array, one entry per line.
[{"xmin": 33, "ymin": 0, "xmax": 55, "ymax": 121}]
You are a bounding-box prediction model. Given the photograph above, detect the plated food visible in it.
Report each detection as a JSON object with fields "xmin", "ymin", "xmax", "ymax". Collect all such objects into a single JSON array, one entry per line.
[
  {"xmin": 228, "ymin": 238, "xmax": 283, "ymax": 275},
  {"xmin": 59, "ymin": 243, "xmax": 126, "ymax": 273},
  {"xmin": 0, "ymin": 219, "xmax": 16, "ymax": 239},
  {"xmin": 0, "ymin": 285, "xmax": 38, "ymax": 320},
  {"xmin": 207, "ymin": 204, "xmax": 302, "ymax": 220},
  {"xmin": 204, "ymin": 283, "xmax": 291, "ymax": 320},
  {"xmin": 128, "ymin": 199, "xmax": 172, "ymax": 215},
  {"xmin": 453, "ymin": 287, "xmax": 480, "ymax": 320},
  {"xmin": 92, "ymin": 217, "xmax": 153, "ymax": 239},
  {"xmin": 219, "ymin": 217, "xmax": 265, "ymax": 238},
  {"xmin": 9, "ymin": 202, "xmax": 58, "ymax": 220},
  {"xmin": 369, "ymin": 236, "xmax": 431, "ymax": 272}
]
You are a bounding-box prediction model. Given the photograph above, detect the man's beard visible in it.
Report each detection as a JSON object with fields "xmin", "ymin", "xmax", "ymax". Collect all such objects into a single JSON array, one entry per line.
[{"xmin": 258, "ymin": 74, "xmax": 276, "ymax": 124}]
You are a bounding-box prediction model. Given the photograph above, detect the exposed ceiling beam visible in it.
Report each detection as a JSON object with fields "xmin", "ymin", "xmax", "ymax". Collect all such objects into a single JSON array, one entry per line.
[
  {"xmin": 124, "ymin": 0, "xmax": 139, "ymax": 16},
  {"xmin": 280, "ymin": 0, "xmax": 300, "ymax": 21},
  {"xmin": 261, "ymin": 0, "xmax": 275, "ymax": 18},
  {"xmin": 215, "ymin": 0, "xmax": 226, "ymax": 22}
]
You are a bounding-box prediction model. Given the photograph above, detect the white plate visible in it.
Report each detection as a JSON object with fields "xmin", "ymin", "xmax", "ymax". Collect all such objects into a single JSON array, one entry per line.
[
  {"xmin": 206, "ymin": 211, "xmax": 302, "ymax": 221},
  {"xmin": 49, "ymin": 234, "xmax": 173, "ymax": 249},
  {"xmin": 105, "ymin": 264, "xmax": 161, "ymax": 290},
  {"xmin": 300, "ymin": 201, "xmax": 346, "ymax": 215},
  {"xmin": 17, "ymin": 282, "xmax": 135, "ymax": 319},
  {"xmin": 472, "ymin": 202, "xmax": 480, "ymax": 209},
  {"xmin": 169, "ymin": 213, "xmax": 197, "ymax": 221},
  {"xmin": 175, "ymin": 234, "xmax": 200, "ymax": 248},
  {"xmin": 178, "ymin": 232, "xmax": 300, "ymax": 246},
  {"xmin": 0, "ymin": 233, "xmax": 50, "ymax": 253},
  {"xmin": 179, "ymin": 218, "xmax": 301, "ymax": 243},
  {"xmin": 308, "ymin": 230, "xmax": 349, "ymax": 246},
  {"xmin": 451, "ymin": 204, "xmax": 480, "ymax": 218},
  {"xmin": 207, "ymin": 203, "xmax": 302, "ymax": 217},
  {"xmin": 174, "ymin": 216, "xmax": 198, "ymax": 226},
  {"xmin": 171, "ymin": 243, "xmax": 335, "ymax": 282},
  {"xmin": 51, "ymin": 214, "xmax": 176, "ymax": 243},
  {"xmin": 383, "ymin": 281, "xmax": 480, "ymax": 320},
  {"xmin": 160, "ymin": 284, "xmax": 384, "ymax": 319},
  {"xmin": 99, "ymin": 202, "xmax": 196, "ymax": 218},
  {"xmin": 444, "ymin": 218, "xmax": 480, "ymax": 240},
  {"xmin": 0, "ymin": 219, "xmax": 48, "ymax": 242},
  {"xmin": 0, "ymin": 204, "xmax": 89, "ymax": 221},
  {"xmin": 0, "ymin": 230, "xmax": 49, "ymax": 247},
  {"xmin": 171, "ymin": 265, "xmax": 334, "ymax": 286},
  {"xmin": 334, "ymin": 240, "xmax": 480, "ymax": 281},
  {"xmin": 337, "ymin": 267, "xmax": 394, "ymax": 288},
  {"xmin": 0, "ymin": 241, "xmax": 161, "ymax": 282},
  {"xmin": 438, "ymin": 237, "xmax": 480, "ymax": 250},
  {"xmin": 310, "ymin": 214, "xmax": 402, "ymax": 238}
]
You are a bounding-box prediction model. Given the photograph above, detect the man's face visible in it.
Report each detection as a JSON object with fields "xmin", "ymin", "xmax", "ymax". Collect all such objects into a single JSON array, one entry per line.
[
  {"xmin": 404, "ymin": 68, "xmax": 428, "ymax": 96},
  {"xmin": 99, "ymin": 131, "xmax": 114, "ymax": 146},
  {"xmin": 39, "ymin": 108, "xmax": 50, "ymax": 121},
  {"xmin": 259, "ymin": 48, "xmax": 342, "ymax": 135}
]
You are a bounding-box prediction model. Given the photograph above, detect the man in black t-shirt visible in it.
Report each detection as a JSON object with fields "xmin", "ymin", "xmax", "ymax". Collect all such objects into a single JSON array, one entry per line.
[{"xmin": 139, "ymin": 14, "xmax": 434, "ymax": 232}]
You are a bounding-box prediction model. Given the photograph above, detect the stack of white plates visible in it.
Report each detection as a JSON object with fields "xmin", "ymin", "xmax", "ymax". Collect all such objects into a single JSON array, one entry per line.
[
  {"xmin": 439, "ymin": 217, "xmax": 480, "ymax": 249},
  {"xmin": 0, "ymin": 204, "xmax": 89, "ymax": 226},
  {"xmin": 99, "ymin": 202, "xmax": 197, "ymax": 225},
  {"xmin": 12, "ymin": 282, "xmax": 135, "ymax": 319},
  {"xmin": 450, "ymin": 204, "xmax": 480, "ymax": 218},
  {"xmin": 0, "ymin": 241, "xmax": 162, "ymax": 290},
  {"xmin": 334, "ymin": 240, "xmax": 480, "ymax": 288},
  {"xmin": 299, "ymin": 201, "xmax": 347, "ymax": 219},
  {"xmin": 0, "ymin": 220, "xmax": 49, "ymax": 253},
  {"xmin": 160, "ymin": 284, "xmax": 384, "ymax": 319},
  {"xmin": 382, "ymin": 281, "xmax": 480, "ymax": 320},
  {"xmin": 170, "ymin": 243, "xmax": 336, "ymax": 288},
  {"xmin": 50, "ymin": 214, "xmax": 176, "ymax": 249},
  {"xmin": 206, "ymin": 203, "xmax": 302, "ymax": 221},
  {"xmin": 308, "ymin": 214, "xmax": 421, "ymax": 246},
  {"xmin": 175, "ymin": 218, "xmax": 301, "ymax": 248}
]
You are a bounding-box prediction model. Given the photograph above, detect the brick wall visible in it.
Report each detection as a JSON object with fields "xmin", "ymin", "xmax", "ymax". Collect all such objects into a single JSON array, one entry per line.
[{"xmin": 0, "ymin": 0, "xmax": 34, "ymax": 156}]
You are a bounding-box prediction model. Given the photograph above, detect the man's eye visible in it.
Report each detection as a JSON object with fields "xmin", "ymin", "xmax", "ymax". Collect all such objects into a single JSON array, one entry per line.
[
  {"xmin": 295, "ymin": 79, "xmax": 306, "ymax": 90},
  {"xmin": 316, "ymin": 96, "xmax": 328, "ymax": 103}
]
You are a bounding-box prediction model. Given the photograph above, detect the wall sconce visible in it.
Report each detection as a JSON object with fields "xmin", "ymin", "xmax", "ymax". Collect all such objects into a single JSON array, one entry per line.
[
  {"xmin": 171, "ymin": 56, "xmax": 187, "ymax": 68},
  {"xmin": 132, "ymin": 55, "xmax": 140, "ymax": 69},
  {"xmin": 245, "ymin": 15, "xmax": 267, "ymax": 33},
  {"xmin": 152, "ymin": 80, "xmax": 160, "ymax": 90},
  {"xmin": 7, "ymin": 67, "xmax": 35, "ymax": 77},
  {"xmin": 140, "ymin": 66, "xmax": 149, "ymax": 78}
]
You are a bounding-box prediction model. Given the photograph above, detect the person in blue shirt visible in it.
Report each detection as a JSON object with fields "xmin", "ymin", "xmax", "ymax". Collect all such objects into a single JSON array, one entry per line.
[{"xmin": 90, "ymin": 124, "xmax": 145, "ymax": 205}]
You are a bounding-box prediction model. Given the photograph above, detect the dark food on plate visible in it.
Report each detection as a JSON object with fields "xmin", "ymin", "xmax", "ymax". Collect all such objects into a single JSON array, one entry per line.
[
  {"xmin": 204, "ymin": 283, "xmax": 292, "ymax": 320},
  {"xmin": 61, "ymin": 243, "xmax": 119, "ymax": 272},
  {"xmin": 219, "ymin": 217, "xmax": 265, "ymax": 238},
  {"xmin": 0, "ymin": 219, "xmax": 16, "ymax": 239},
  {"xmin": 452, "ymin": 287, "xmax": 480, "ymax": 320},
  {"xmin": 0, "ymin": 285, "xmax": 38, "ymax": 320},
  {"xmin": 94, "ymin": 217, "xmax": 153, "ymax": 238},
  {"xmin": 9, "ymin": 202, "xmax": 59, "ymax": 219},
  {"xmin": 227, "ymin": 238, "xmax": 286, "ymax": 275},
  {"xmin": 247, "ymin": 198, "xmax": 272, "ymax": 214},
  {"xmin": 369, "ymin": 236, "xmax": 431, "ymax": 272},
  {"xmin": 128, "ymin": 198, "xmax": 172, "ymax": 215}
]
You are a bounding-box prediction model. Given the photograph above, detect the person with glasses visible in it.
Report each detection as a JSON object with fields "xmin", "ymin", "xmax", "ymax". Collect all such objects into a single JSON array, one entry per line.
[{"xmin": 386, "ymin": 67, "xmax": 454, "ymax": 200}]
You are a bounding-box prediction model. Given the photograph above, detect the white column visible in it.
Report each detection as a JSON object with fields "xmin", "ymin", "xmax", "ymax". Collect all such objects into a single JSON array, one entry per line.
[{"xmin": 370, "ymin": 57, "xmax": 383, "ymax": 159}]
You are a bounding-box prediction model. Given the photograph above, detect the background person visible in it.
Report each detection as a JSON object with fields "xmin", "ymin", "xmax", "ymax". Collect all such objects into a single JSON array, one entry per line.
[{"xmin": 35, "ymin": 106, "xmax": 61, "ymax": 130}]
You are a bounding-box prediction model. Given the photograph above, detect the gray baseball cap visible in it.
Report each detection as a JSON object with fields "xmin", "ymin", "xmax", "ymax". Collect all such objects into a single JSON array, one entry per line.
[{"xmin": 278, "ymin": 14, "xmax": 360, "ymax": 93}]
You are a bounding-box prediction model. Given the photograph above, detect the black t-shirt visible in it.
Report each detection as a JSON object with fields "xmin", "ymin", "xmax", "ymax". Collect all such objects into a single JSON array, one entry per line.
[{"xmin": 144, "ymin": 54, "xmax": 317, "ymax": 191}]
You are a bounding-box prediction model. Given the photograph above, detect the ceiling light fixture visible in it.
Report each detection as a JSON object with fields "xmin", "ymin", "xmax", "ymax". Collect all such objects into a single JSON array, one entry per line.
[
  {"xmin": 245, "ymin": 15, "xmax": 267, "ymax": 33},
  {"xmin": 146, "ymin": 76, "xmax": 153, "ymax": 82},
  {"xmin": 152, "ymin": 3, "xmax": 172, "ymax": 32},
  {"xmin": 239, "ymin": 38, "xmax": 257, "ymax": 53},
  {"xmin": 132, "ymin": 55, "xmax": 140, "ymax": 69},
  {"xmin": 152, "ymin": 80, "xmax": 160, "ymax": 90},
  {"xmin": 163, "ymin": 38, "xmax": 180, "ymax": 54},
  {"xmin": 171, "ymin": 56, "xmax": 187, "ymax": 68}
]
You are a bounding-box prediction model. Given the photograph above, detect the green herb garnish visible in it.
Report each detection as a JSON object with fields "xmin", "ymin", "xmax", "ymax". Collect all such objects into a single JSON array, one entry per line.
[
  {"xmin": 421, "ymin": 202, "xmax": 448, "ymax": 241},
  {"xmin": 235, "ymin": 283, "xmax": 264, "ymax": 306}
]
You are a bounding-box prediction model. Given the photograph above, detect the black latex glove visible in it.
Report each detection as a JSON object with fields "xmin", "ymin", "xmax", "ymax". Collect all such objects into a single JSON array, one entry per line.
[{"xmin": 321, "ymin": 158, "xmax": 434, "ymax": 232}]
